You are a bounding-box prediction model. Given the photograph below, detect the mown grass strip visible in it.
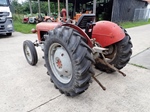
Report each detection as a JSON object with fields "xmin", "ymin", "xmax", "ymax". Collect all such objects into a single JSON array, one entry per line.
[
  {"xmin": 119, "ymin": 19, "xmax": 150, "ymax": 28},
  {"xmin": 14, "ymin": 21, "xmax": 36, "ymax": 34},
  {"xmin": 129, "ymin": 63, "xmax": 148, "ymax": 69}
]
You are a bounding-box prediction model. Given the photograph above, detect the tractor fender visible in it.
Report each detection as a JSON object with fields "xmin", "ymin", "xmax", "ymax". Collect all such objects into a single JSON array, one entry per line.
[
  {"xmin": 92, "ymin": 21, "xmax": 125, "ymax": 47},
  {"xmin": 62, "ymin": 24, "xmax": 93, "ymax": 48}
]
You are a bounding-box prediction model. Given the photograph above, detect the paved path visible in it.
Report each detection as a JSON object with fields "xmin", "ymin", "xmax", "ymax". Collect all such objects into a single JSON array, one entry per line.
[
  {"xmin": 0, "ymin": 24, "xmax": 150, "ymax": 112},
  {"xmin": 127, "ymin": 25, "xmax": 150, "ymax": 69}
]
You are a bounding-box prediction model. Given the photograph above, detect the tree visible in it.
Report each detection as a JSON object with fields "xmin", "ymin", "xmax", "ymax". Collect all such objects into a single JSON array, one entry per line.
[
  {"xmin": 11, "ymin": 0, "xmax": 24, "ymax": 14},
  {"xmin": 11, "ymin": 0, "xmax": 69, "ymax": 16}
]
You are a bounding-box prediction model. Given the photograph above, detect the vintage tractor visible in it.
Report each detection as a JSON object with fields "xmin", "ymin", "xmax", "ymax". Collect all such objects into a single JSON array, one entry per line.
[
  {"xmin": 36, "ymin": 13, "xmax": 55, "ymax": 23},
  {"xmin": 23, "ymin": 16, "xmax": 29, "ymax": 24},
  {"xmin": 23, "ymin": 0, "xmax": 132, "ymax": 97}
]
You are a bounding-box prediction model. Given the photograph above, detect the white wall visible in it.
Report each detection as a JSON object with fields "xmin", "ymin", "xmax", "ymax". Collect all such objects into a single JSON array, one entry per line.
[
  {"xmin": 147, "ymin": 4, "xmax": 150, "ymax": 18},
  {"xmin": 148, "ymin": 4, "xmax": 150, "ymax": 8}
]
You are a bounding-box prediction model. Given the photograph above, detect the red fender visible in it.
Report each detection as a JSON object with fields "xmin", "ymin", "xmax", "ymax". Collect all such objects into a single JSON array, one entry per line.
[
  {"xmin": 62, "ymin": 24, "xmax": 93, "ymax": 48},
  {"xmin": 92, "ymin": 21, "xmax": 125, "ymax": 47}
]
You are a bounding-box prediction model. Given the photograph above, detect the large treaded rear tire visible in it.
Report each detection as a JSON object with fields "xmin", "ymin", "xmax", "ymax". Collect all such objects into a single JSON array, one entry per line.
[
  {"xmin": 44, "ymin": 26, "xmax": 94, "ymax": 97},
  {"xmin": 95, "ymin": 31, "xmax": 133, "ymax": 73}
]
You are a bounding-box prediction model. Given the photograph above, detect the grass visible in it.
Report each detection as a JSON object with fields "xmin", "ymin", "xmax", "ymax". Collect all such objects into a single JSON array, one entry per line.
[
  {"xmin": 14, "ymin": 21, "xmax": 36, "ymax": 34},
  {"xmin": 130, "ymin": 63, "xmax": 148, "ymax": 69},
  {"xmin": 119, "ymin": 19, "xmax": 150, "ymax": 28},
  {"xmin": 13, "ymin": 14, "xmax": 36, "ymax": 34}
]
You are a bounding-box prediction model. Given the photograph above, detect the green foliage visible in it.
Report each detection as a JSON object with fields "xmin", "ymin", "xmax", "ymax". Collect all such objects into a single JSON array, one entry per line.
[
  {"xmin": 13, "ymin": 14, "xmax": 36, "ymax": 34},
  {"xmin": 12, "ymin": 14, "xmax": 23, "ymax": 21},
  {"xmin": 11, "ymin": 0, "xmax": 67, "ymax": 15},
  {"xmin": 11, "ymin": 0, "xmax": 24, "ymax": 14}
]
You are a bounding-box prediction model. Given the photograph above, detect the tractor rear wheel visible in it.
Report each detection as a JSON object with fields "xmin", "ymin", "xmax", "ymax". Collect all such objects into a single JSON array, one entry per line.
[
  {"xmin": 95, "ymin": 31, "xmax": 132, "ymax": 73},
  {"xmin": 44, "ymin": 26, "xmax": 94, "ymax": 96}
]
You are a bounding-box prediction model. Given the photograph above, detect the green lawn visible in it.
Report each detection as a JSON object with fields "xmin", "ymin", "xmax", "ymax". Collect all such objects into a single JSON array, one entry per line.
[
  {"xmin": 119, "ymin": 19, "xmax": 150, "ymax": 28},
  {"xmin": 14, "ymin": 21, "xmax": 36, "ymax": 34}
]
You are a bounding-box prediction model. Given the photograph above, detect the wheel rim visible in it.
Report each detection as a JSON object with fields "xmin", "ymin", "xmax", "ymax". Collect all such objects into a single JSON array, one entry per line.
[
  {"xmin": 24, "ymin": 45, "xmax": 32, "ymax": 62},
  {"xmin": 102, "ymin": 44, "xmax": 117, "ymax": 63},
  {"xmin": 49, "ymin": 43, "xmax": 72, "ymax": 84}
]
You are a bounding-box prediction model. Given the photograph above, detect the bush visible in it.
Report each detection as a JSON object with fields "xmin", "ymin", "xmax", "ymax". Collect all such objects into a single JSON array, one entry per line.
[{"xmin": 12, "ymin": 14, "xmax": 24, "ymax": 22}]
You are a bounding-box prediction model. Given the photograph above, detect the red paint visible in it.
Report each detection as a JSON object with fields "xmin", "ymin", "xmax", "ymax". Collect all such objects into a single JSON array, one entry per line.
[
  {"xmin": 35, "ymin": 21, "xmax": 124, "ymax": 48},
  {"xmin": 92, "ymin": 21, "xmax": 125, "ymax": 47},
  {"xmin": 56, "ymin": 59, "xmax": 62, "ymax": 68},
  {"xmin": 61, "ymin": 8, "xmax": 67, "ymax": 22},
  {"xmin": 23, "ymin": 17, "xmax": 29, "ymax": 23},
  {"xmin": 36, "ymin": 22, "xmax": 61, "ymax": 41}
]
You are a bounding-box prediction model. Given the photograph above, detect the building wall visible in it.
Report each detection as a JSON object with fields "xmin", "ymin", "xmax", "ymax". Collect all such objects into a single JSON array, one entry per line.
[
  {"xmin": 147, "ymin": 4, "xmax": 150, "ymax": 18},
  {"xmin": 111, "ymin": 0, "xmax": 147, "ymax": 22}
]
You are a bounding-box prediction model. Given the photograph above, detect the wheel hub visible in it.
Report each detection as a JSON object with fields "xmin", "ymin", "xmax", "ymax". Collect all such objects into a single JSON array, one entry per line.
[
  {"xmin": 25, "ymin": 45, "xmax": 32, "ymax": 62},
  {"xmin": 102, "ymin": 45, "xmax": 117, "ymax": 62},
  {"xmin": 56, "ymin": 58, "xmax": 62, "ymax": 68},
  {"xmin": 49, "ymin": 43, "xmax": 72, "ymax": 84}
]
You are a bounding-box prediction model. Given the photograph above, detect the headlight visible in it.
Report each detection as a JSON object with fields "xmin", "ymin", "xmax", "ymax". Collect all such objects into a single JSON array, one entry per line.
[{"xmin": 7, "ymin": 24, "xmax": 13, "ymax": 28}]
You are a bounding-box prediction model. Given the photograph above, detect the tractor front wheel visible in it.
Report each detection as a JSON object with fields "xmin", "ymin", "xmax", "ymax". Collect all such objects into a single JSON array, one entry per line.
[
  {"xmin": 23, "ymin": 40, "xmax": 38, "ymax": 66},
  {"xmin": 95, "ymin": 32, "xmax": 132, "ymax": 73},
  {"xmin": 44, "ymin": 26, "xmax": 94, "ymax": 96}
]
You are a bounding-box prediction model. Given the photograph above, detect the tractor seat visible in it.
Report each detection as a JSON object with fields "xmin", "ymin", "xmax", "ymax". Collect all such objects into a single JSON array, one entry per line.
[{"xmin": 76, "ymin": 14, "xmax": 95, "ymax": 29}]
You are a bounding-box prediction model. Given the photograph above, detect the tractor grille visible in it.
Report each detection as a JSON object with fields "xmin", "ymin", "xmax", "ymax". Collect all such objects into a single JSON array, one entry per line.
[
  {"xmin": 0, "ymin": 25, "xmax": 5, "ymax": 31},
  {"xmin": 0, "ymin": 12, "xmax": 9, "ymax": 17},
  {"xmin": 0, "ymin": 12, "xmax": 8, "ymax": 23}
]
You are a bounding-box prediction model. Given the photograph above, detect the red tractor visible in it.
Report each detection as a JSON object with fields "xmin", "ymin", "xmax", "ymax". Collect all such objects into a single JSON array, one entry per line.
[{"xmin": 23, "ymin": 0, "xmax": 132, "ymax": 97}]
